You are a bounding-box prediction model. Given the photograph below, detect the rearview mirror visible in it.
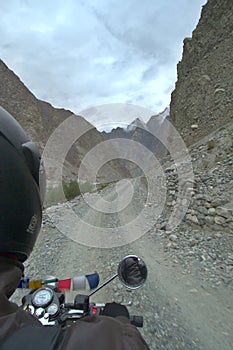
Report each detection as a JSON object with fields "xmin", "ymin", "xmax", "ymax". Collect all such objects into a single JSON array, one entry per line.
[{"xmin": 117, "ymin": 255, "xmax": 147, "ymax": 289}]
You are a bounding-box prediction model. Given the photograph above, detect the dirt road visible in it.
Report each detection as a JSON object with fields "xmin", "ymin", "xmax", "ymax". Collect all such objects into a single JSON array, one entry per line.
[{"xmin": 18, "ymin": 177, "xmax": 233, "ymax": 349}]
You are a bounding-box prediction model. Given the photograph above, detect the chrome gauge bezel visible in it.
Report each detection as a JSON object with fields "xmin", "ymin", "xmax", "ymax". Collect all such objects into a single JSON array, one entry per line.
[
  {"xmin": 32, "ymin": 288, "xmax": 53, "ymax": 308},
  {"xmin": 47, "ymin": 303, "xmax": 59, "ymax": 316}
]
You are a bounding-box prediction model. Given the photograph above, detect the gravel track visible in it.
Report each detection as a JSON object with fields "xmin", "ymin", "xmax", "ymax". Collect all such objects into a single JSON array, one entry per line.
[{"xmin": 12, "ymin": 174, "xmax": 233, "ymax": 350}]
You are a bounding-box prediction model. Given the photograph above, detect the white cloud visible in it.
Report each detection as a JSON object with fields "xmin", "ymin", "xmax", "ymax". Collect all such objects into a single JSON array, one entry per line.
[{"xmin": 0, "ymin": 0, "xmax": 207, "ymax": 126}]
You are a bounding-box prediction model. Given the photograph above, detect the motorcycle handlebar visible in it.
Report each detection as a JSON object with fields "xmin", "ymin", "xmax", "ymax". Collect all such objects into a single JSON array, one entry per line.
[{"xmin": 63, "ymin": 303, "xmax": 143, "ymax": 328}]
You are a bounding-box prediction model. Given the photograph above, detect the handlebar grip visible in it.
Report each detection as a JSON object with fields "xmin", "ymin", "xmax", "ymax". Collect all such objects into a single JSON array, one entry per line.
[
  {"xmin": 64, "ymin": 303, "xmax": 74, "ymax": 308},
  {"xmin": 129, "ymin": 315, "xmax": 143, "ymax": 327}
]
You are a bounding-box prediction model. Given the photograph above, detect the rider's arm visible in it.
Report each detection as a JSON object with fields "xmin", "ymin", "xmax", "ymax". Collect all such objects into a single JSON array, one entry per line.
[
  {"xmin": 64, "ymin": 315, "xmax": 150, "ymax": 350},
  {"xmin": 0, "ymin": 255, "xmax": 41, "ymax": 344}
]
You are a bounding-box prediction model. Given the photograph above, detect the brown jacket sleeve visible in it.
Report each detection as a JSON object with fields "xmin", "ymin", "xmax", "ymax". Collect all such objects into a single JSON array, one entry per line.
[
  {"xmin": 0, "ymin": 256, "xmax": 40, "ymax": 344},
  {"xmin": 62, "ymin": 315, "xmax": 150, "ymax": 350}
]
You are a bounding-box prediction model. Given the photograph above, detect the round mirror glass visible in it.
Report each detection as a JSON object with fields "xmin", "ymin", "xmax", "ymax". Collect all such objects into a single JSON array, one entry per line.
[{"xmin": 117, "ymin": 255, "xmax": 147, "ymax": 289}]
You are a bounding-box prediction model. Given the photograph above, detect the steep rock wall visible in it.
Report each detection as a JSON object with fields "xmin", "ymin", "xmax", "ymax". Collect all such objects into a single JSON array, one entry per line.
[{"xmin": 170, "ymin": 0, "xmax": 233, "ymax": 145}]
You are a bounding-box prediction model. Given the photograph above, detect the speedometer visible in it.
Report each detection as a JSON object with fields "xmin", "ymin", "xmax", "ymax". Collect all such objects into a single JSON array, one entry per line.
[{"xmin": 32, "ymin": 288, "xmax": 53, "ymax": 308}]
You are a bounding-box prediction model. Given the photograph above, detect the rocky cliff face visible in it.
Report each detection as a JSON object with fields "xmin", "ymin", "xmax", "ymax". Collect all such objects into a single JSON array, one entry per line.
[
  {"xmin": 170, "ymin": 0, "xmax": 233, "ymax": 146},
  {"xmin": 0, "ymin": 59, "xmax": 47, "ymax": 147},
  {"xmin": 0, "ymin": 59, "xmax": 130, "ymax": 183}
]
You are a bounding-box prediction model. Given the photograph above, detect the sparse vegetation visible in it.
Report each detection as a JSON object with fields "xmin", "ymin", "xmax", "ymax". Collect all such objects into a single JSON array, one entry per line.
[
  {"xmin": 207, "ymin": 139, "xmax": 216, "ymax": 151},
  {"xmin": 45, "ymin": 183, "xmax": 65, "ymax": 207},
  {"xmin": 45, "ymin": 180, "xmax": 113, "ymax": 207},
  {"xmin": 45, "ymin": 181, "xmax": 80, "ymax": 207},
  {"xmin": 96, "ymin": 182, "xmax": 113, "ymax": 191},
  {"xmin": 62, "ymin": 180, "xmax": 81, "ymax": 201},
  {"xmin": 202, "ymin": 160, "xmax": 209, "ymax": 169}
]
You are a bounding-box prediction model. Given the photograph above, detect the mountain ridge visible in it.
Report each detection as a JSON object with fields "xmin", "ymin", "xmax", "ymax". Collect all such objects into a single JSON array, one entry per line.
[
  {"xmin": 102, "ymin": 107, "xmax": 170, "ymax": 162},
  {"xmin": 0, "ymin": 59, "xmax": 131, "ymax": 184}
]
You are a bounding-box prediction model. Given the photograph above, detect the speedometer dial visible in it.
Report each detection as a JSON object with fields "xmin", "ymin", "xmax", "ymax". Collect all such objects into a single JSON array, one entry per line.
[{"xmin": 32, "ymin": 288, "xmax": 53, "ymax": 307}]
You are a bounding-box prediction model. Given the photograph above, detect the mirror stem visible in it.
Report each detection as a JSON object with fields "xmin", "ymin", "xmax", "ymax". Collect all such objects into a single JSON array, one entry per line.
[{"xmin": 88, "ymin": 273, "xmax": 118, "ymax": 297}]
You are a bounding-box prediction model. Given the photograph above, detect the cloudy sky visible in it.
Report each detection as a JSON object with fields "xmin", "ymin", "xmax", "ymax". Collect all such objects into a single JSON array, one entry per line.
[{"xmin": 1, "ymin": 0, "xmax": 206, "ymax": 128}]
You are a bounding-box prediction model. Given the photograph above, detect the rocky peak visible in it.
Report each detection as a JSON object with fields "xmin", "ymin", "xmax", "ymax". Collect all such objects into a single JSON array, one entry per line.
[
  {"xmin": 127, "ymin": 117, "xmax": 148, "ymax": 132},
  {"xmin": 147, "ymin": 107, "xmax": 170, "ymax": 134}
]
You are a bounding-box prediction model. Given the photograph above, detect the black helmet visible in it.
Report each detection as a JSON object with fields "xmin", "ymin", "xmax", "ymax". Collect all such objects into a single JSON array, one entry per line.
[{"xmin": 0, "ymin": 107, "xmax": 46, "ymax": 262}]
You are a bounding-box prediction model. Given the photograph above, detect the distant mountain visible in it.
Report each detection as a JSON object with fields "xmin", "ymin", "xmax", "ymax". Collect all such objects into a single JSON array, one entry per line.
[
  {"xmin": 102, "ymin": 107, "xmax": 170, "ymax": 176},
  {"xmin": 102, "ymin": 107, "xmax": 170, "ymax": 156},
  {"xmin": 126, "ymin": 118, "xmax": 148, "ymax": 132},
  {"xmin": 147, "ymin": 107, "xmax": 170, "ymax": 132},
  {"xmin": 0, "ymin": 59, "xmax": 130, "ymax": 184}
]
